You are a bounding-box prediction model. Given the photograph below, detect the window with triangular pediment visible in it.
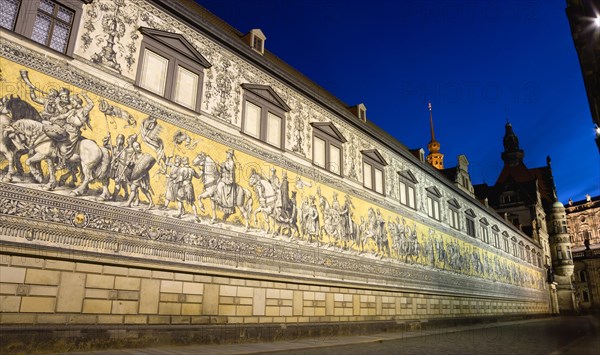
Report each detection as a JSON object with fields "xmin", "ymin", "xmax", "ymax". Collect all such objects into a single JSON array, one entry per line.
[
  {"xmin": 135, "ymin": 27, "xmax": 211, "ymax": 112},
  {"xmin": 311, "ymin": 122, "xmax": 346, "ymax": 176},
  {"xmin": 241, "ymin": 84, "xmax": 290, "ymax": 150}
]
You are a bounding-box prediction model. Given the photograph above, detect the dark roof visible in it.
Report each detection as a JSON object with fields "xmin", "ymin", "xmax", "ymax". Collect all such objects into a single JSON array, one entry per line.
[
  {"xmin": 495, "ymin": 162, "xmax": 555, "ymax": 207},
  {"xmin": 161, "ymin": 0, "xmax": 414, "ymax": 154},
  {"xmin": 441, "ymin": 167, "xmax": 458, "ymax": 182}
]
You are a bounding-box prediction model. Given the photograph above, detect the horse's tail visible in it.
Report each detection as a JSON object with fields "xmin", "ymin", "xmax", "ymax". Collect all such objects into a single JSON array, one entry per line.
[{"xmin": 95, "ymin": 146, "xmax": 111, "ymax": 180}]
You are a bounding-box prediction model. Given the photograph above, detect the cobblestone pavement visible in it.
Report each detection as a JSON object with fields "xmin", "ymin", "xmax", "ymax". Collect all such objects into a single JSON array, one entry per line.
[{"xmin": 61, "ymin": 315, "xmax": 600, "ymax": 355}]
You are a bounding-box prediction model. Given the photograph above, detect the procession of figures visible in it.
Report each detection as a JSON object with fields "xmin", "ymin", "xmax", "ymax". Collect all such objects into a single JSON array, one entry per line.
[{"xmin": 0, "ymin": 70, "xmax": 535, "ymax": 288}]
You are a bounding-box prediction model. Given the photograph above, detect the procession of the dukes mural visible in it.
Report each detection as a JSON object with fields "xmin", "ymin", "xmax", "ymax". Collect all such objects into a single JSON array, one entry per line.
[
  {"xmin": 0, "ymin": 60, "xmax": 542, "ymax": 291},
  {"xmin": 0, "ymin": 0, "xmax": 544, "ymax": 300}
]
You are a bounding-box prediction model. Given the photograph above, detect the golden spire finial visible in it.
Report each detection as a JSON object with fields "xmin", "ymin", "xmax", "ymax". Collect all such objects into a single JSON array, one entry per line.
[{"xmin": 426, "ymin": 101, "xmax": 444, "ymax": 169}]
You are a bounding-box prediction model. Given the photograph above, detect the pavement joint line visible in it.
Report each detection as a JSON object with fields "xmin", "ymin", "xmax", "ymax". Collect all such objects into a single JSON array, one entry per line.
[{"xmin": 56, "ymin": 317, "xmax": 558, "ymax": 355}]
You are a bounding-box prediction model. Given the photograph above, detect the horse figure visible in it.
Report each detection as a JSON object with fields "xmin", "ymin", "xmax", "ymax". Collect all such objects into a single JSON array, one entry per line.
[
  {"xmin": 6, "ymin": 119, "xmax": 111, "ymax": 197},
  {"xmin": 248, "ymin": 169, "xmax": 297, "ymax": 236},
  {"xmin": 192, "ymin": 152, "xmax": 253, "ymax": 229},
  {"xmin": 248, "ymin": 170, "xmax": 277, "ymax": 232},
  {"xmin": 0, "ymin": 95, "xmax": 42, "ymax": 181},
  {"xmin": 315, "ymin": 190, "xmax": 347, "ymax": 248}
]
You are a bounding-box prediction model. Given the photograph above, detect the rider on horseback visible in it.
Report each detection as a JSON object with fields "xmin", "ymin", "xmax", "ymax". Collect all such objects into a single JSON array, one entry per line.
[
  {"xmin": 43, "ymin": 91, "xmax": 94, "ymax": 169},
  {"xmin": 215, "ymin": 149, "xmax": 236, "ymax": 214}
]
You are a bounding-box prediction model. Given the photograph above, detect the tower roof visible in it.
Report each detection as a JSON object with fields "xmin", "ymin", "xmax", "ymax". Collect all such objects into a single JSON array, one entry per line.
[
  {"xmin": 426, "ymin": 102, "xmax": 444, "ymax": 169},
  {"xmin": 501, "ymin": 121, "xmax": 524, "ymax": 167}
]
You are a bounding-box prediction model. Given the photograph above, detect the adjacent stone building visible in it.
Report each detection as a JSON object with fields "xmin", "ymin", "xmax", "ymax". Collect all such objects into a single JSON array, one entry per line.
[
  {"xmin": 0, "ymin": 0, "xmax": 561, "ymax": 350},
  {"xmin": 567, "ymin": 195, "xmax": 600, "ymax": 311},
  {"xmin": 473, "ymin": 123, "xmax": 576, "ymax": 313},
  {"xmin": 566, "ymin": 0, "xmax": 600, "ymax": 152}
]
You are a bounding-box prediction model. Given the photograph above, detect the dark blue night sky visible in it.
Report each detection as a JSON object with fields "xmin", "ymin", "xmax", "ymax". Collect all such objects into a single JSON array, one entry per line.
[{"xmin": 197, "ymin": 0, "xmax": 599, "ymax": 204}]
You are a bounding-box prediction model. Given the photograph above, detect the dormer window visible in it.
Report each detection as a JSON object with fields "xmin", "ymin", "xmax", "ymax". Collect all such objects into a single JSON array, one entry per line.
[
  {"xmin": 350, "ymin": 103, "xmax": 367, "ymax": 122},
  {"xmin": 253, "ymin": 36, "xmax": 263, "ymax": 52},
  {"xmin": 244, "ymin": 29, "xmax": 266, "ymax": 55}
]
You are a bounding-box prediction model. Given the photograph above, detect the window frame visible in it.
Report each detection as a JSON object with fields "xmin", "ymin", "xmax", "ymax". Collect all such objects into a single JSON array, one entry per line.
[
  {"xmin": 241, "ymin": 89, "xmax": 287, "ymax": 150},
  {"xmin": 6, "ymin": 0, "xmax": 85, "ymax": 56},
  {"xmin": 398, "ymin": 171, "xmax": 417, "ymax": 210},
  {"xmin": 426, "ymin": 187, "xmax": 442, "ymax": 221},
  {"xmin": 310, "ymin": 122, "xmax": 346, "ymax": 176},
  {"xmin": 361, "ymin": 150, "xmax": 387, "ymax": 196},
  {"xmin": 135, "ymin": 33, "xmax": 207, "ymax": 112},
  {"xmin": 464, "ymin": 210, "xmax": 475, "ymax": 237},
  {"xmin": 480, "ymin": 220, "xmax": 490, "ymax": 243},
  {"xmin": 448, "ymin": 200, "xmax": 460, "ymax": 230}
]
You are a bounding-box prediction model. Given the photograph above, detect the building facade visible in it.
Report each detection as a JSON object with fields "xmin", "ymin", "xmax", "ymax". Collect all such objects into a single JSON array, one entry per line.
[
  {"xmin": 0, "ymin": 0, "xmax": 553, "ymax": 350},
  {"xmin": 473, "ymin": 123, "xmax": 576, "ymax": 313},
  {"xmin": 566, "ymin": 0, "xmax": 600, "ymax": 152},
  {"xmin": 567, "ymin": 195, "xmax": 600, "ymax": 311}
]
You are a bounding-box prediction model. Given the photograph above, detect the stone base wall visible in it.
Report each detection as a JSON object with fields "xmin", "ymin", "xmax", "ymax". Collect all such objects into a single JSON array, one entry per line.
[{"xmin": 0, "ymin": 252, "xmax": 549, "ymax": 327}]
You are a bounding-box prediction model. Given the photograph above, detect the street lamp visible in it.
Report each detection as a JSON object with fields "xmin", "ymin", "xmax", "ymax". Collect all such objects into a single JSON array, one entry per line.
[{"xmin": 595, "ymin": 16, "xmax": 600, "ymax": 27}]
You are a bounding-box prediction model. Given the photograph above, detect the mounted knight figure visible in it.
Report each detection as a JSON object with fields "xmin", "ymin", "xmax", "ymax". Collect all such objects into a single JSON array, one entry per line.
[
  {"xmin": 192, "ymin": 149, "xmax": 252, "ymax": 229},
  {"xmin": 0, "ymin": 70, "xmax": 112, "ymax": 197}
]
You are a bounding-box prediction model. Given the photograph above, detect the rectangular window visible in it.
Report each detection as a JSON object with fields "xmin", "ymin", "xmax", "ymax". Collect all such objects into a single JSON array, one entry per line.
[
  {"xmin": 407, "ymin": 185, "xmax": 415, "ymax": 209},
  {"xmin": 266, "ymin": 112, "xmax": 282, "ymax": 148},
  {"xmin": 0, "ymin": 0, "xmax": 20, "ymax": 30},
  {"xmin": 399, "ymin": 180, "xmax": 417, "ymax": 209},
  {"xmin": 363, "ymin": 162, "xmax": 372, "ymax": 190},
  {"xmin": 466, "ymin": 218, "xmax": 475, "ymax": 237},
  {"xmin": 449, "ymin": 209, "xmax": 459, "ymax": 230},
  {"xmin": 480, "ymin": 225, "xmax": 489, "ymax": 243},
  {"xmin": 313, "ymin": 136, "xmax": 326, "ymax": 168},
  {"xmin": 399, "ymin": 181, "xmax": 407, "ymax": 205},
  {"xmin": 494, "ymin": 232, "xmax": 500, "ymax": 248},
  {"xmin": 374, "ymin": 168, "xmax": 383, "ymax": 194},
  {"xmin": 243, "ymin": 101, "xmax": 261, "ymax": 138},
  {"xmin": 427, "ymin": 196, "xmax": 440, "ymax": 220},
  {"xmin": 173, "ymin": 66, "xmax": 199, "ymax": 109},
  {"xmin": 139, "ymin": 49, "xmax": 169, "ymax": 95},
  {"xmin": 329, "ymin": 144, "xmax": 341, "ymax": 175},
  {"xmin": 30, "ymin": 0, "xmax": 74, "ymax": 53},
  {"xmin": 504, "ymin": 239, "xmax": 509, "ymax": 253}
]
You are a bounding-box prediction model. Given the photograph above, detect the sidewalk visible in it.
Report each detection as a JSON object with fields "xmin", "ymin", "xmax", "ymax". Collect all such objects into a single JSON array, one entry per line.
[{"xmin": 60, "ymin": 317, "xmax": 553, "ymax": 355}]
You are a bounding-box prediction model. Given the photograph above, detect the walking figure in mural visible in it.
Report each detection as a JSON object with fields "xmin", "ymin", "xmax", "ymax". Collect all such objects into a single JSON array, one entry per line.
[
  {"xmin": 303, "ymin": 195, "xmax": 320, "ymax": 244},
  {"xmin": 192, "ymin": 150, "xmax": 253, "ymax": 229},
  {"xmin": 125, "ymin": 141, "xmax": 155, "ymax": 210},
  {"xmin": 159, "ymin": 155, "xmax": 181, "ymax": 210},
  {"xmin": 103, "ymin": 133, "xmax": 129, "ymax": 200},
  {"xmin": 175, "ymin": 156, "xmax": 201, "ymax": 221}
]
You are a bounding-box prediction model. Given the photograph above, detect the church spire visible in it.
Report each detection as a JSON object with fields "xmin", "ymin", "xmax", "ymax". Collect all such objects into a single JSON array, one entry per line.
[{"xmin": 426, "ymin": 102, "xmax": 444, "ymax": 170}]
